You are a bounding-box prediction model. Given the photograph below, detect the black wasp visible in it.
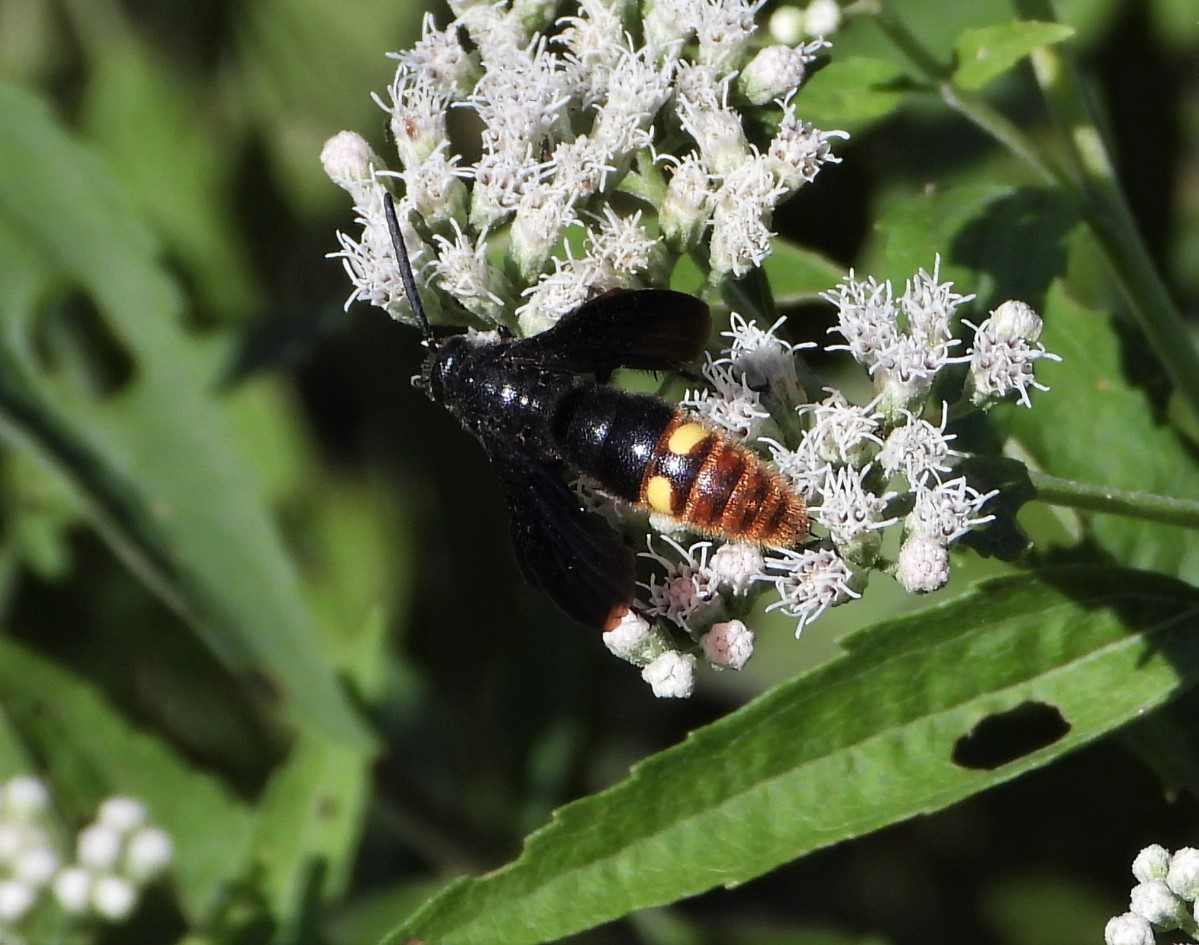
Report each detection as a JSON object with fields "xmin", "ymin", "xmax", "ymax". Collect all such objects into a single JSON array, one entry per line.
[{"xmin": 385, "ymin": 194, "xmax": 807, "ymax": 631}]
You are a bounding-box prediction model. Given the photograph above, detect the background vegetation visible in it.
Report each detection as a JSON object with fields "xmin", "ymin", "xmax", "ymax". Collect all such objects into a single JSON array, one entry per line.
[{"xmin": 1, "ymin": 0, "xmax": 1198, "ymax": 942}]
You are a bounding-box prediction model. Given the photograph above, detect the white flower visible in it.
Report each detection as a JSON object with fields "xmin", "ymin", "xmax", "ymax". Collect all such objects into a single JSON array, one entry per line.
[
  {"xmin": 126, "ymin": 828, "xmax": 174, "ymax": 882},
  {"xmin": 682, "ymin": 358, "xmax": 772, "ymax": 440},
  {"xmin": 877, "ymin": 405, "xmax": 959, "ymax": 485},
  {"xmin": 590, "ymin": 43, "xmax": 675, "ymax": 155},
  {"xmin": 516, "ymin": 256, "xmax": 601, "ymax": 335},
  {"xmin": 870, "ymin": 333, "xmax": 953, "ymax": 419},
  {"xmin": 0, "ymin": 880, "xmax": 35, "ymax": 923},
  {"xmin": 762, "ymin": 547, "xmax": 860, "ymax": 635},
  {"xmin": 13, "ymin": 845, "xmax": 58, "ymax": 887},
  {"xmin": 719, "ymin": 311, "xmax": 809, "ymax": 392},
  {"xmin": 467, "ymin": 37, "xmax": 575, "ymax": 152},
  {"xmin": 92, "ymin": 875, "xmax": 137, "ymax": 921},
  {"xmin": 510, "ymin": 185, "xmax": 577, "ymax": 279},
  {"xmin": 639, "ymin": 537, "xmax": 724, "ymax": 631},
  {"xmin": 660, "ymin": 153, "xmax": 714, "ymax": 250},
  {"xmin": 708, "ymin": 542, "xmax": 765, "ymax": 594},
  {"xmin": 825, "ymin": 262, "xmax": 969, "ymax": 419},
  {"xmin": 586, "ymin": 206, "xmax": 657, "ymax": 279},
  {"xmin": 398, "ymin": 150, "xmax": 470, "ymax": 227},
  {"xmin": 901, "ymin": 257, "xmax": 973, "ymax": 346},
  {"xmin": 432, "ymin": 222, "xmax": 510, "ymax": 323},
  {"xmin": 906, "ymin": 477, "xmax": 996, "ymax": 545},
  {"xmin": 766, "ymin": 98, "xmax": 845, "ymax": 194},
  {"xmin": 709, "ymin": 154, "xmax": 787, "ymax": 276},
  {"xmin": 468, "ymin": 146, "xmax": 541, "ymax": 230},
  {"xmin": 388, "ymin": 13, "xmax": 477, "ymax": 97},
  {"xmin": 385, "ymin": 80, "xmax": 452, "ymax": 170},
  {"xmin": 545, "ymin": 135, "xmax": 615, "ymax": 203},
  {"xmin": 811, "ymin": 465, "xmax": 896, "ymax": 549},
  {"xmin": 77, "ymin": 824, "xmax": 122, "ymax": 871},
  {"xmin": 97, "ymin": 797, "xmax": 148, "ymax": 834},
  {"xmin": 329, "ymin": 194, "xmax": 433, "ymax": 323},
  {"xmin": 320, "ymin": 131, "xmax": 383, "ymax": 200},
  {"xmin": 642, "ymin": 651, "xmax": 697, "ymax": 698},
  {"xmin": 796, "ymin": 389, "xmax": 883, "ymax": 469},
  {"xmin": 767, "ymin": 6, "xmax": 804, "ymax": 44},
  {"xmin": 694, "ymin": 0, "xmax": 762, "ymax": 70},
  {"xmin": 761, "ymin": 437, "xmax": 830, "ymax": 499},
  {"xmin": 965, "ymin": 300, "xmax": 1060, "ymax": 409},
  {"xmin": 674, "ymin": 64, "xmax": 749, "ymax": 175},
  {"xmin": 643, "ymin": 0, "xmax": 702, "ymax": 47},
  {"xmin": 52, "ymin": 867, "xmax": 92, "ymax": 915},
  {"xmin": 823, "ymin": 271, "xmax": 900, "ymax": 368},
  {"xmin": 802, "ymin": 0, "xmax": 843, "ymax": 37}
]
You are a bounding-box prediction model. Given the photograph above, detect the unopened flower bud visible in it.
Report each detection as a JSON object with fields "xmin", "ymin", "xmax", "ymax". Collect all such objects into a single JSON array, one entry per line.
[
  {"xmin": 700, "ymin": 620, "xmax": 755, "ymax": 669},
  {"xmin": 642, "ymin": 651, "xmax": 696, "ymax": 698},
  {"xmin": 895, "ymin": 537, "xmax": 950, "ymax": 593},
  {"xmin": 1166, "ymin": 847, "xmax": 1199, "ymax": 900},
  {"xmin": 321, "ymin": 132, "xmax": 382, "ymax": 198},
  {"xmin": 1133, "ymin": 845, "xmax": 1171, "ymax": 883},
  {"xmin": 738, "ymin": 45, "xmax": 808, "ymax": 105}
]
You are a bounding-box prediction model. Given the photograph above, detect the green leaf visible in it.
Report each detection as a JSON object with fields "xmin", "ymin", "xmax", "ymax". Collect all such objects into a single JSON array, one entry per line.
[
  {"xmin": 796, "ymin": 58, "xmax": 913, "ymax": 129},
  {"xmin": 0, "ymin": 636, "xmax": 254, "ymax": 922},
  {"xmin": 1009, "ymin": 282, "xmax": 1199, "ymax": 584},
  {"xmin": 953, "ymin": 21, "xmax": 1076, "ymax": 91},
  {"xmin": 763, "ymin": 241, "xmax": 845, "ymax": 306},
  {"xmin": 0, "ymin": 83, "xmax": 371, "ymax": 748},
  {"xmin": 80, "ymin": 43, "xmax": 259, "ymax": 321},
  {"xmin": 253, "ymin": 736, "xmax": 374, "ymax": 931},
  {"xmin": 386, "ymin": 567, "xmax": 1199, "ymax": 945}
]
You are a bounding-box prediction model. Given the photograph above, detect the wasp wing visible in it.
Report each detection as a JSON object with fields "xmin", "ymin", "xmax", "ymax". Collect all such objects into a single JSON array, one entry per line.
[
  {"xmin": 481, "ymin": 430, "xmax": 636, "ymax": 631},
  {"xmin": 511, "ymin": 289, "xmax": 711, "ymax": 375}
]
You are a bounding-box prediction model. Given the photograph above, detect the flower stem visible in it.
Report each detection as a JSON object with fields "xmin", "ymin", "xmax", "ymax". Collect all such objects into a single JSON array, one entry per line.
[
  {"xmin": 1029, "ymin": 471, "xmax": 1199, "ymax": 531},
  {"xmin": 1012, "ymin": 0, "xmax": 1199, "ymax": 429},
  {"xmin": 870, "ymin": 3, "xmax": 1061, "ymax": 184}
]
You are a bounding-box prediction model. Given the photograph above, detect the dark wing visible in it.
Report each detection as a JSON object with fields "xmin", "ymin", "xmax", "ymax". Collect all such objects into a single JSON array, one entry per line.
[
  {"xmin": 481, "ymin": 430, "xmax": 636, "ymax": 631},
  {"xmin": 510, "ymin": 289, "xmax": 711, "ymax": 375}
]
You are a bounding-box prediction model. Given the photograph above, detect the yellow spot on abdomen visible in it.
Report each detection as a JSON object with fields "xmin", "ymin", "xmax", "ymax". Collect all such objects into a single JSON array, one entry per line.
[
  {"xmin": 667, "ymin": 421, "xmax": 708, "ymax": 456},
  {"xmin": 645, "ymin": 475, "xmax": 674, "ymax": 514}
]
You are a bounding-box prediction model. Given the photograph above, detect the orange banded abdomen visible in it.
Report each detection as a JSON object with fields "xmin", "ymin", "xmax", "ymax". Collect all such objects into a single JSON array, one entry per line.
[{"xmin": 638, "ymin": 415, "xmax": 808, "ymax": 546}]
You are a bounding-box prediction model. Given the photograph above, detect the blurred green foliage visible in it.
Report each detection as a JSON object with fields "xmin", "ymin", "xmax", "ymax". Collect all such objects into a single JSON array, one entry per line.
[{"xmin": 1, "ymin": 0, "xmax": 1198, "ymax": 944}]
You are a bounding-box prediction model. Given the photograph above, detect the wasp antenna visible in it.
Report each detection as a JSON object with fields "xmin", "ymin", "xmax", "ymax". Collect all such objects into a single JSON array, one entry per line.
[{"xmin": 382, "ymin": 192, "xmax": 432, "ymax": 342}]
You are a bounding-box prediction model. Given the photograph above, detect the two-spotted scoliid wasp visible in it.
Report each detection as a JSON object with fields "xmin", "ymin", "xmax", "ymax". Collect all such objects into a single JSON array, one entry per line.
[{"xmin": 384, "ymin": 194, "xmax": 808, "ymax": 631}]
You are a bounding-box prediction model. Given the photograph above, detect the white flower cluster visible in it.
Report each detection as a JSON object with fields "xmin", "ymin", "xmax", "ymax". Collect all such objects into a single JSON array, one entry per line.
[
  {"xmin": 601, "ymin": 262, "xmax": 1056, "ymax": 694},
  {"xmin": 0, "ymin": 776, "xmax": 172, "ymax": 941},
  {"xmin": 322, "ymin": 0, "xmax": 845, "ymax": 335},
  {"xmin": 322, "ymin": 2, "xmax": 1060, "ymax": 698},
  {"xmin": 1106, "ymin": 845, "xmax": 1199, "ymax": 945}
]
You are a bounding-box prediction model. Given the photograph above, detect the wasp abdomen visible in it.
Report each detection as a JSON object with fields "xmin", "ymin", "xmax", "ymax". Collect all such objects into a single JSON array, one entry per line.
[
  {"xmin": 555, "ymin": 387, "xmax": 676, "ymax": 502},
  {"xmin": 558, "ymin": 388, "xmax": 807, "ymax": 547},
  {"xmin": 641, "ymin": 414, "xmax": 808, "ymax": 547}
]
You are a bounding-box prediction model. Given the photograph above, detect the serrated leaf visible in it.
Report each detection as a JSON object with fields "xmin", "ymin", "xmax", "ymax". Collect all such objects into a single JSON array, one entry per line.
[
  {"xmin": 387, "ymin": 567, "xmax": 1199, "ymax": 945},
  {"xmin": 953, "ymin": 21, "xmax": 1076, "ymax": 91},
  {"xmin": 254, "ymin": 736, "xmax": 374, "ymax": 929},
  {"xmin": 0, "ymin": 636, "xmax": 253, "ymax": 922},
  {"xmin": 0, "ymin": 83, "xmax": 370, "ymax": 748}
]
